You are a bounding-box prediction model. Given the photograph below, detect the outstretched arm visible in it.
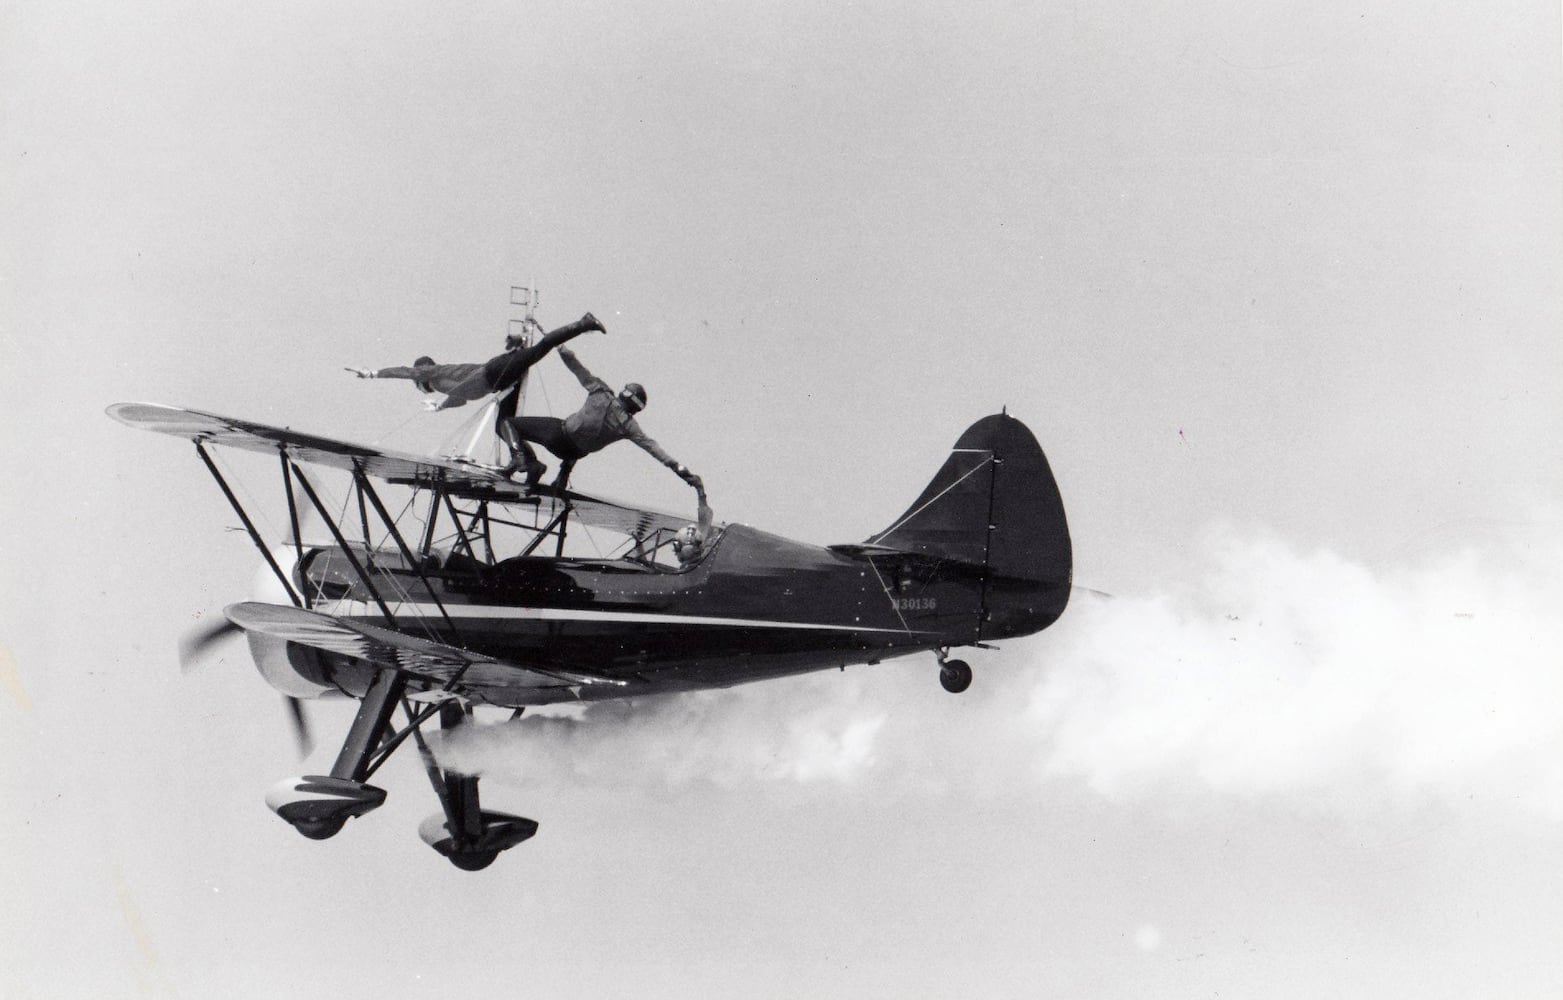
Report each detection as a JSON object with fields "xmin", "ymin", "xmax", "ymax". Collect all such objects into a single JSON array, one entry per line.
[
  {"xmin": 557, "ymin": 347, "xmax": 609, "ymax": 393},
  {"xmin": 349, "ymin": 366, "xmax": 421, "ymax": 380},
  {"xmin": 670, "ymin": 462, "xmax": 704, "ymax": 491},
  {"xmin": 622, "ymin": 423, "xmax": 704, "ymax": 490}
]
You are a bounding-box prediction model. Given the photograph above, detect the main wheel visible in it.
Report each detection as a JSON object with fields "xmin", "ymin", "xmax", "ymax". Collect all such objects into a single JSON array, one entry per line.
[
  {"xmin": 939, "ymin": 659, "xmax": 972, "ymax": 694},
  {"xmin": 420, "ymin": 810, "xmax": 538, "ymax": 870},
  {"xmin": 447, "ymin": 849, "xmax": 500, "ymax": 872},
  {"xmin": 292, "ymin": 817, "xmax": 348, "ymax": 841}
]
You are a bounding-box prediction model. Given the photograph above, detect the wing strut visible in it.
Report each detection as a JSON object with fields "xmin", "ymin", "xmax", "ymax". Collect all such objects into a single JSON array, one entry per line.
[
  {"xmin": 440, "ymin": 491, "xmax": 480, "ymax": 560},
  {"xmin": 420, "ymin": 491, "xmax": 441, "ymax": 555},
  {"xmin": 279, "ymin": 448, "xmax": 312, "ymax": 609},
  {"xmin": 349, "ymin": 459, "xmax": 461, "ymax": 639},
  {"xmin": 519, "ymin": 503, "xmax": 572, "ymax": 558},
  {"xmin": 195, "ymin": 441, "xmax": 303, "ymax": 607},
  {"xmin": 287, "ymin": 459, "xmax": 398, "ymax": 623}
]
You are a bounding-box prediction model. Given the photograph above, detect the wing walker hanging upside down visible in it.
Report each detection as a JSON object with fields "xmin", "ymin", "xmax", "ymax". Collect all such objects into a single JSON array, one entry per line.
[{"xmin": 106, "ymin": 302, "xmax": 1074, "ymax": 872}]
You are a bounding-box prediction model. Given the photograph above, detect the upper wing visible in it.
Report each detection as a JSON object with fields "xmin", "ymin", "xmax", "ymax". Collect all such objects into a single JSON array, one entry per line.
[
  {"xmin": 225, "ymin": 601, "xmax": 628, "ymax": 700},
  {"xmin": 107, "ymin": 402, "xmax": 698, "ymax": 540}
]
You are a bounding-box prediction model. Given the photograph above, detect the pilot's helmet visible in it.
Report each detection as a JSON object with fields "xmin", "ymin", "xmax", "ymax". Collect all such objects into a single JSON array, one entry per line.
[
  {"xmin": 619, "ymin": 383, "xmax": 648, "ymax": 413},
  {"xmin": 674, "ymin": 523, "xmax": 703, "ymax": 562}
]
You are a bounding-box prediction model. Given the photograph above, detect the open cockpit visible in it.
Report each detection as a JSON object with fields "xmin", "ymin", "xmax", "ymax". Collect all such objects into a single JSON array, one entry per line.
[{"xmin": 297, "ymin": 519, "xmax": 726, "ymax": 609}]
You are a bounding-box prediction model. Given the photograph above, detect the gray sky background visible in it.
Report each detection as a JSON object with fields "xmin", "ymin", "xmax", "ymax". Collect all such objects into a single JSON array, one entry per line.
[{"xmin": 3, "ymin": 2, "xmax": 1561, "ymax": 997}]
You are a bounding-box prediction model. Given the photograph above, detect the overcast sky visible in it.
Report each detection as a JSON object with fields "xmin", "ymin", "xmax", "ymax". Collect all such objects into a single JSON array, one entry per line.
[{"xmin": 4, "ymin": 2, "xmax": 1561, "ymax": 997}]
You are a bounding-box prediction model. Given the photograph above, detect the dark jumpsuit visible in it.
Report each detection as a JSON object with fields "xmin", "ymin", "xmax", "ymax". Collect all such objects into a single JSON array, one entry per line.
[
  {"xmin": 370, "ymin": 315, "xmax": 600, "ymax": 408},
  {"xmin": 500, "ymin": 347, "xmax": 679, "ymax": 487}
]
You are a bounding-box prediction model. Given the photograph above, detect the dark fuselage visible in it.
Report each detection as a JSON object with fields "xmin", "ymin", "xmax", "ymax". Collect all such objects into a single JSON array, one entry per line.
[{"xmin": 297, "ymin": 521, "xmax": 1069, "ymax": 706}]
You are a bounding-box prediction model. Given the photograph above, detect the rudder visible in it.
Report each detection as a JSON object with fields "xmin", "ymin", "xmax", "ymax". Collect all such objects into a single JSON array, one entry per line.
[{"xmin": 868, "ymin": 413, "xmax": 1072, "ymax": 637}]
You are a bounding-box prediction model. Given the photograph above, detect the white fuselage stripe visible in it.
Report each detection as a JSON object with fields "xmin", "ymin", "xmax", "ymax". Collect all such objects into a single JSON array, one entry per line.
[{"xmin": 327, "ymin": 600, "xmax": 928, "ymax": 635}]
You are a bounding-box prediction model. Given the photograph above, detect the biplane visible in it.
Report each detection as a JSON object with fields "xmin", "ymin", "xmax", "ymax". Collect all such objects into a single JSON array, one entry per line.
[{"xmin": 108, "ymin": 400, "xmax": 1072, "ymax": 870}]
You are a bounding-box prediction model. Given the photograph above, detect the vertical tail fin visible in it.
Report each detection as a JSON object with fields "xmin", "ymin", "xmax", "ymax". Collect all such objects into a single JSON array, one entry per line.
[{"xmin": 869, "ymin": 413, "xmax": 1071, "ymax": 637}]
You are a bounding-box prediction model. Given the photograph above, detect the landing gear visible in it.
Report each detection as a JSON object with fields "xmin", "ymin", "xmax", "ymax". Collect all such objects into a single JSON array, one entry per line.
[
  {"xmin": 411, "ymin": 701, "xmax": 538, "ymax": 872},
  {"xmin": 265, "ymin": 670, "xmax": 537, "ymax": 870},
  {"xmin": 267, "ymin": 668, "xmax": 404, "ymax": 839},
  {"xmin": 265, "ymin": 775, "xmax": 387, "ymax": 840},
  {"xmin": 935, "ymin": 649, "xmax": 973, "ymax": 694},
  {"xmin": 419, "ymin": 810, "xmax": 538, "ymax": 871}
]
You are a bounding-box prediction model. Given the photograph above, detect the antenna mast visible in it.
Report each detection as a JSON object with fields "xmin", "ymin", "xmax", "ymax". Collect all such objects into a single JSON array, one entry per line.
[
  {"xmin": 508, "ymin": 283, "xmax": 543, "ymax": 347},
  {"xmin": 451, "ymin": 283, "xmax": 545, "ymax": 465}
]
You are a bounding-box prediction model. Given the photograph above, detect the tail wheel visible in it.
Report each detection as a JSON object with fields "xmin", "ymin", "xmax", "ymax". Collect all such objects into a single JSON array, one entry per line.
[{"xmin": 939, "ymin": 659, "xmax": 972, "ymax": 694}]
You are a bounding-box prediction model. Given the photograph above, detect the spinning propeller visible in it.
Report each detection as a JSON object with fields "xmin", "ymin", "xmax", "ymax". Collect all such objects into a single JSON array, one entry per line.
[
  {"xmin": 176, "ymin": 501, "xmax": 334, "ymax": 757},
  {"xmin": 178, "ymin": 614, "xmax": 242, "ymax": 671},
  {"xmin": 179, "ymin": 615, "xmax": 314, "ymax": 756}
]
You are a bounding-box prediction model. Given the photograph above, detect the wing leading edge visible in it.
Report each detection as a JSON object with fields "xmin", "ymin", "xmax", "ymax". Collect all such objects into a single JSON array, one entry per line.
[{"xmin": 225, "ymin": 601, "xmax": 627, "ymax": 701}]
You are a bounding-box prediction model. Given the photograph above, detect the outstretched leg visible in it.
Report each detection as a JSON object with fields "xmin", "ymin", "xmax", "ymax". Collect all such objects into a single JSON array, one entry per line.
[{"xmin": 482, "ymin": 312, "xmax": 604, "ymax": 396}]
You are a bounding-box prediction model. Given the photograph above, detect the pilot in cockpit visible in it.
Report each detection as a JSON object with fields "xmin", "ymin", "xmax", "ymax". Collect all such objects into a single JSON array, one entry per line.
[
  {"xmin": 672, "ymin": 523, "xmax": 705, "ymax": 565},
  {"xmin": 672, "ymin": 498, "xmax": 716, "ymax": 566}
]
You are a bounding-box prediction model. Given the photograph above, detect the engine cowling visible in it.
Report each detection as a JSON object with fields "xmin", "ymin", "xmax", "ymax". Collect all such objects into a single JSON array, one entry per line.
[{"xmin": 241, "ymin": 544, "xmax": 376, "ymax": 699}]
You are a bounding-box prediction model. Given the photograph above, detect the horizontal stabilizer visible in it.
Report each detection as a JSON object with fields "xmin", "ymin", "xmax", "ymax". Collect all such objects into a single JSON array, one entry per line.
[
  {"xmin": 826, "ymin": 542, "xmax": 986, "ymax": 572},
  {"xmin": 225, "ymin": 602, "xmax": 627, "ymax": 696}
]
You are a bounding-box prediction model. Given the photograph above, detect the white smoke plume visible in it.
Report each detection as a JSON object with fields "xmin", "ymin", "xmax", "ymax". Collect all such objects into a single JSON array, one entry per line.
[
  {"xmin": 1030, "ymin": 524, "xmax": 1563, "ymax": 818},
  {"xmin": 432, "ymin": 678, "xmax": 893, "ymax": 791},
  {"xmin": 432, "ymin": 523, "xmax": 1563, "ymax": 819}
]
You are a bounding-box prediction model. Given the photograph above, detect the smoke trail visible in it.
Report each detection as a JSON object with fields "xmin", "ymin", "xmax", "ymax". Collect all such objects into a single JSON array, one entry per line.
[
  {"xmin": 432, "ymin": 523, "xmax": 1563, "ymax": 818},
  {"xmin": 1029, "ymin": 524, "xmax": 1563, "ymax": 817},
  {"xmin": 431, "ymin": 677, "xmax": 891, "ymax": 789}
]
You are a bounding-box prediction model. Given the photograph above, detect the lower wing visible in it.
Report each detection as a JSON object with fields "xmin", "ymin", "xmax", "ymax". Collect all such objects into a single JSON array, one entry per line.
[{"xmin": 225, "ymin": 601, "xmax": 628, "ymax": 701}]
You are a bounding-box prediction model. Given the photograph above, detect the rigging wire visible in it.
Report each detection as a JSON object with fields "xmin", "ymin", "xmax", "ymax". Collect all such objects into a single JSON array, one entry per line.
[
  {"xmin": 872, "ymin": 454, "xmax": 994, "ymax": 543},
  {"xmin": 571, "ymin": 511, "xmax": 607, "ymax": 559},
  {"xmin": 366, "ymin": 406, "xmax": 423, "ymax": 449},
  {"xmin": 864, "ymin": 557, "xmax": 915, "ymax": 637},
  {"xmin": 214, "ymin": 448, "xmax": 286, "ymax": 544}
]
